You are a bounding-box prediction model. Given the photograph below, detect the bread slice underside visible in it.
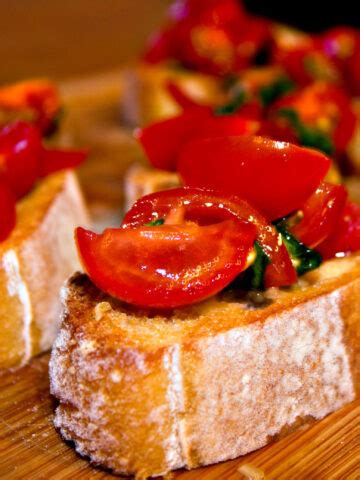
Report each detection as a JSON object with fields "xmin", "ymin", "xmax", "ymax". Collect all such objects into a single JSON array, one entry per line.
[
  {"xmin": 0, "ymin": 171, "xmax": 89, "ymax": 369},
  {"xmin": 50, "ymin": 254, "xmax": 360, "ymax": 478}
]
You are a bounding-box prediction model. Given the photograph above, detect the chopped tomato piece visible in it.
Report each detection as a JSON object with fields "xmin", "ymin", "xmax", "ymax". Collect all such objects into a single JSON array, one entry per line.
[
  {"xmin": 290, "ymin": 182, "xmax": 347, "ymax": 248},
  {"xmin": 76, "ymin": 219, "xmax": 256, "ymax": 309},
  {"xmin": 39, "ymin": 148, "xmax": 88, "ymax": 177},
  {"xmin": 270, "ymin": 82, "xmax": 357, "ymax": 154},
  {"xmin": 0, "ymin": 181, "xmax": 16, "ymax": 242},
  {"xmin": 178, "ymin": 135, "xmax": 330, "ymax": 220},
  {"xmin": 0, "ymin": 121, "xmax": 42, "ymax": 198},
  {"xmin": 143, "ymin": 0, "xmax": 271, "ymax": 76},
  {"xmin": 136, "ymin": 107, "xmax": 210, "ymax": 171},
  {"xmin": 137, "ymin": 109, "xmax": 259, "ymax": 171},
  {"xmin": 317, "ymin": 201, "xmax": 360, "ymax": 259},
  {"xmin": 165, "ymin": 81, "xmax": 207, "ymax": 110},
  {"xmin": 123, "ymin": 187, "xmax": 297, "ymax": 288},
  {"xmin": 0, "ymin": 79, "xmax": 60, "ymax": 134}
]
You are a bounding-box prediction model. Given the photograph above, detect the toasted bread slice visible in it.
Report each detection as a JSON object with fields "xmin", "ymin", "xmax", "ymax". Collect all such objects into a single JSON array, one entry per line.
[
  {"xmin": 121, "ymin": 63, "xmax": 226, "ymax": 127},
  {"xmin": 0, "ymin": 171, "xmax": 88, "ymax": 370},
  {"xmin": 123, "ymin": 163, "xmax": 181, "ymax": 212},
  {"xmin": 50, "ymin": 254, "xmax": 360, "ymax": 478}
]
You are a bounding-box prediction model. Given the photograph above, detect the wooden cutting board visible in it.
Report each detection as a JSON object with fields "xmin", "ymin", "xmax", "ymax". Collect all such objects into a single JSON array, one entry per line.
[{"xmin": 0, "ymin": 353, "xmax": 359, "ymax": 479}]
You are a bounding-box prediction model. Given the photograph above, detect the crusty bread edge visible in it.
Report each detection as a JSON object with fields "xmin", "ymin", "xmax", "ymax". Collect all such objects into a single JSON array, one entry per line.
[{"xmin": 50, "ymin": 263, "xmax": 360, "ymax": 478}]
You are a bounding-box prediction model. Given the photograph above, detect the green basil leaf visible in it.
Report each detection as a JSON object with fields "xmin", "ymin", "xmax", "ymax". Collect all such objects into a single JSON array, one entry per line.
[
  {"xmin": 274, "ymin": 220, "xmax": 322, "ymax": 275},
  {"xmin": 259, "ymin": 76, "xmax": 295, "ymax": 107},
  {"xmin": 241, "ymin": 241, "xmax": 270, "ymax": 290},
  {"xmin": 276, "ymin": 107, "xmax": 334, "ymax": 155},
  {"xmin": 214, "ymin": 90, "xmax": 246, "ymax": 116},
  {"xmin": 144, "ymin": 218, "xmax": 165, "ymax": 226}
]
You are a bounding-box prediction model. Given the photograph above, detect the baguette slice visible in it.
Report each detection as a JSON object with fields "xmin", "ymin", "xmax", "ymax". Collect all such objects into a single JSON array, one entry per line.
[
  {"xmin": 121, "ymin": 63, "xmax": 226, "ymax": 127},
  {"xmin": 50, "ymin": 255, "xmax": 360, "ymax": 478},
  {"xmin": 0, "ymin": 171, "xmax": 89, "ymax": 370}
]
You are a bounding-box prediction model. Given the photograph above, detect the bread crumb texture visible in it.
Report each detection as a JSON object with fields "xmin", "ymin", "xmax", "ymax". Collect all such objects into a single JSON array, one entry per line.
[{"xmin": 50, "ymin": 254, "xmax": 360, "ymax": 477}]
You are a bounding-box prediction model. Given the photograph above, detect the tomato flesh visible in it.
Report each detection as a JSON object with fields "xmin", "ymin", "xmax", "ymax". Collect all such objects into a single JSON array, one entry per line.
[
  {"xmin": 178, "ymin": 135, "xmax": 330, "ymax": 220},
  {"xmin": 0, "ymin": 181, "xmax": 16, "ymax": 242},
  {"xmin": 0, "ymin": 79, "xmax": 60, "ymax": 134},
  {"xmin": 271, "ymin": 82, "xmax": 357, "ymax": 153},
  {"xmin": 317, "ymin": 201, "xmax": 360, "ymax": 260},
  {"xmin": 39, "ymin": 148, "xmax": 88, "ymax": 177},
  {"xmin": 0, "ymin": 121, "xmax": 42, "ymax": 199},
  {"xmin": 137, "ymin": 109, "xmax": 258, "ymax": 171},
  {"xmin": 290, "ymin": 182, "xmax": 347, "ymax": 248},
  {"xmin": 123, "ymin": 187, "xmax": 297, "ymax": 288},
  {"xmin": 76, "ymin": 219, "xmax": 256, "ymax": 309}
]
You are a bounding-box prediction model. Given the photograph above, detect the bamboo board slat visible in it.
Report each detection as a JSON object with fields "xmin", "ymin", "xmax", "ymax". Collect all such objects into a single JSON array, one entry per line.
[{"xmin": 0, "ymin": 353, "xmax": 359, "ymax": 479}]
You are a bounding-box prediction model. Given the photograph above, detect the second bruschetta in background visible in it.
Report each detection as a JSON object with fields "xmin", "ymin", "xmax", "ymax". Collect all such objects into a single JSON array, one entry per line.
[{"xmin": 0, "ymin": 80, "xmax": 89, "ymax": 369}]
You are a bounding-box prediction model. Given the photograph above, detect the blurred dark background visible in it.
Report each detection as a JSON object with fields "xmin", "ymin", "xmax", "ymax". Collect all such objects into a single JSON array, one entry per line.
[
  {"xmin": 244, "ymin": 0, "xmax": 360, "ymax": 31},
  {"xmin": 0, "ymin": 0, "xmax": 358, "ymax": 83}
]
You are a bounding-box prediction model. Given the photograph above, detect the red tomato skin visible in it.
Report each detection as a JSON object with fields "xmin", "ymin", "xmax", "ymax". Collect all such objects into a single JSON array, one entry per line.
[
  {"xmin": 291, "ymin": 182, "xmax": 347, "ymax": 249},
  {"xmin": 0, "ymin": 79, "xmax": 60, "ymax": 134},
  {"xmin": 137, "ymin": 110, "xmax": 258, "ymax": 171},
  {"xmin": 269, "ymin": 82, "xmax": 357, "ymax": 154},
  {"xmin": 317, "ymin": 201, "xmax": 360, "ymax": 260},
  {"xmin": 0, "ymin": 181, "xmax": 16, "ymax": 242},
  {"xmin": 165, "ymin": 81, "xmax": 206, "ymax": 110},
  {"xmin": 123, "ymin": 187, "xmax": 297, "ymax": 288},
  {"xmin": 136, "ymin": 107, "xmax": 211, "ymax": 171},
  {"xmin": 39, "ymin": 148, "xmax": 88, "ymax": 177},
  {"xmin": 0, "ymin": 121, "xmax": 42, "ymax": 199},
  {"xmin": 76, "ymin": 220, "xmax": 256, "ymax": 309},
  {"xmin": 346, "ymin": 49, "xmax": 360, "ymax": 96},
  {"xmin": 178, "ymin": 135, "xmax": 330, "ymax": 220}
]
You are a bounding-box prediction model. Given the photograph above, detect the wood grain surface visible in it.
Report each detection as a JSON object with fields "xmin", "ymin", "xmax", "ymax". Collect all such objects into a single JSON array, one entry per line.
[
  {"xmin": 0, "ymin": 0, "xmax": 168, "ymax": 84},
  {"xmin": 0, "ymin": 353, "xmax": 359, "ymax": 479}
]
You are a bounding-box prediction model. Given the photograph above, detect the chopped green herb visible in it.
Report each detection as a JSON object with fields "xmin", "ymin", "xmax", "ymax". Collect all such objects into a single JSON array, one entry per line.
[
  {"xmin": 259, "ymin": 76, "xmax": 295, "ymax": 107},
  {"xmin": 222, "ymin": 74, "xmax": 240, "ymax": 91},
  {"xmin": 214, "ymin": 89, "xmax": 246, "ymax": 116},
  {"xmin": 274, "ymin": 220, "xmax": 322, "ymax": 275},
  {"xmin": 144, "ymin": 218, "xmax": 165, "ymax": 226},
  {"xmin": 277, "ymin": 108, "xmax": 334, "ymax": 155},
  {"xmin": 242, "ymin": 241, "xmax": 270, "ymax": 290}
]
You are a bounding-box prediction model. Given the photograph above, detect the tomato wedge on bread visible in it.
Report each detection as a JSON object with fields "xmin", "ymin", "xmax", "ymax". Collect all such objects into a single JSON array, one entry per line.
[
  {"xmin": 122, "ymin": 187, "xmax": 296, "ymax": 288},
  {"xmin": 137, "ymin": 109, "xmax": 259, "ymax": 171},
  {"xmin": 76, "ymin": 219, "xmax": 256, "ymax": 309},
  {"xmin": 178, "ymin": 135, "xmax": 330, "ymax": 220}
]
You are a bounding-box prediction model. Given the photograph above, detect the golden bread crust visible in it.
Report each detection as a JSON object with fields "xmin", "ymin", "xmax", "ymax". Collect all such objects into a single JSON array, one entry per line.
[
  {"xmin": 0, "ymin": 171, "xmax": 89, "ymax": 369},
  {"xmin": 50, "ymin": 255, "xmax": 360, "ymax": 477}
]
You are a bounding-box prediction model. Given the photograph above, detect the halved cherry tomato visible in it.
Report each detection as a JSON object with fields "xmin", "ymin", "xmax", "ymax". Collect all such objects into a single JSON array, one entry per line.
[
  {"xmin": 272, "ymin": 39, "xmax": 341, "ymax": 87},
  {"xmin": 178, "ymin": 135, "xmax": 330, "ymax": 220},
  {"xmin": 0, "ymin": 121, "xmax": 42, "ymax": 199},
  {"xmin": 0, "ymin": 181, "xmax": 16, "ymax": 242},
  {"xmin": 39, "ymin": 148, "xmax": 88, "ymax": 177},
  {"xmin": 317, "ymin": 201, "xmax": 360, "ymax": 260},
  {"xmin": 122, "ymin": 187, "xmax": 297, "ymax": 288},
  {"xmin": 76, "ymin": 219, "xmax": 256, "ymax": 309},
  {"xmin": 137, "ymin": 109, "xmax": 259, "ymax": 171},
  {"xmin": 290, "ymin": 182, "xmax": 347, "ymax": 248},
  {"xmin": 136, "ymin": 107, "xmax": 211, "ymax": 171},
  {"xmin": 0, "ymin": 79, "xmax": 60, "ymax": 134}
]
